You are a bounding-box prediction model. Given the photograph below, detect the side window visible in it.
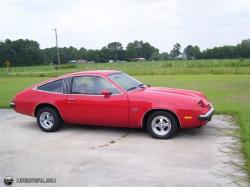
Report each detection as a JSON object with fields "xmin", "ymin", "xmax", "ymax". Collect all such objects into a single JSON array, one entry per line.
[
  {"xmin": 37, "ymin": 79, "xmax": 63, "ymax": 93},
  {"xmin": 71, "ymin": 76, "xmax": 120, "ymax": 95}
]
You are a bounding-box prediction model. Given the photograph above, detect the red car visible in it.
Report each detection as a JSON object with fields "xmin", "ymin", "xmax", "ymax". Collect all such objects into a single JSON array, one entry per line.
[{"xmin": 11, "ymin": 70, "xmax": 214, "ymax": 139}]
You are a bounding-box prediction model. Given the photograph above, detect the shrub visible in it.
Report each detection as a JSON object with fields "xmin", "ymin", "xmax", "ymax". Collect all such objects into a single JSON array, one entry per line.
[{"xmin": 54, "ymin": 64, "xmax": 76, "ymax": 70}]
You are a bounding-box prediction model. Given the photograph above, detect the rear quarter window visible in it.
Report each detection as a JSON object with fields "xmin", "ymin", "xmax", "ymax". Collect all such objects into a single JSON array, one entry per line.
[{"xmin": 37, "ymin": 79, "xmax": 63, "ymax": 93}]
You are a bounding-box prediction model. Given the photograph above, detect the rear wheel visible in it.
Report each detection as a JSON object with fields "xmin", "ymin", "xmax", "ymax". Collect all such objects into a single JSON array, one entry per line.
[
  {"xmin": 37, "ymin": 107, "xmax": 62, "ymax": 132},
  {"xmin": 146, "ymin": 111, "xmax": 179, "ymax": 139}
]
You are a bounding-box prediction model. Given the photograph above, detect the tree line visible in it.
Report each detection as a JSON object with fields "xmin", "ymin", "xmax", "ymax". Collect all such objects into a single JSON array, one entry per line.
[{"xmin": 0, "ymin": 38, "xmax": 249, "ymax": 66}]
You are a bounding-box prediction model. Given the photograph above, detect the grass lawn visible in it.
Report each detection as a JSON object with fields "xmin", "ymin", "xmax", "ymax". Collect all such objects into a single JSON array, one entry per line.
[
  {"xmin": 0, "ymin": 77, "xmax": 50, "ymax": 107},
  {"xmin": 1, "ymin": 59, "xmax": 250, "ymax": 77},
  {"xmin": 0, "ymin": 74, "xmax": 250, "ymax": 177}
]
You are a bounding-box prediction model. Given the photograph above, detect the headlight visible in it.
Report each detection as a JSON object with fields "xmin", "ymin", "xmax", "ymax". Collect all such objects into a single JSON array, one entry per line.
[{"xmin": 198, "ymin": 100, "xmax": 206, "ymax": 108}]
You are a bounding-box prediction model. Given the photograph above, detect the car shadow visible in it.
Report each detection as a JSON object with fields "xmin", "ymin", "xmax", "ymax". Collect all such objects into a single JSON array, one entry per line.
[
  {"xmin": 61, "ymin": 122, "xmax": 206, "ymax": 139},
  {"xmin": 20, "ymin": 120, "xmax": 207, "ymax": 139},
  {"xmin": 62, "ymin": 122, "xmax": 140, "ymax": 134}
]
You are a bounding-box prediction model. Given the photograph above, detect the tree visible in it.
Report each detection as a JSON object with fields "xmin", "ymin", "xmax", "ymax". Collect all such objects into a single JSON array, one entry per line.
[
  {"xmin": 125, "ymin": 40, "xmax": 158, "ymax": 60},
  {"xmin": 42, "ymin": 47, "xmax": 57, "ymax": 64},
  {"xmin": 76, "ymin": 47, "xmax": 87, "ymax": 60},
  {"xmin": 184, "ymin": 45, "xmax": 194, "ymax": 60},
  {"xmin": 99, "ymin": 47, "xmax": 112, "ymax": 62},
  {"xmin": 0, "ymin": 39, "xmax": 43, "ymax": 66},
  {"xmin": 150, "ymin": 52, "xmax": 162, "ymax": 61},
  {"xmin": 170, "ymin": 43, "xmax": 181, "ymax": 59},
  {"xmin": 200, "ymin": 45, "xmax": 237, "ymax": 59},
  {"xmin": 107, "ymin": 42, "xmax": 123, "ymax": 51},
  {"xmin": 161, "ymin": 52, "xmax": 170, "ymax": 60},
  {"xmin": 193, "ymin": 46, "xmax": 201, "ymax": 59},
  {"xmin": 85, "ymin": 49, "xmax": 100, "ymax": 62},
  {"xmin": 59, "ymin": 46, "xmax": 78, "ymax": 64},
  {"xmin": 183, "ymin": 45, "xmax": 201, "ymax": 60},
  {"xmin": 1, "ymin": 38, "xmax": 250, "ymax": 66},
  {"xmin": 125, "ymin": 42, "xmax": 138, "ymax": 60},
  {"xmin": 107, "ymin": 42, "xmax": 123, "ymax": 61},
  {"xmin": 236, "ymin": 39, "xmax": 250, "ymax": 58},
  {"xmin": 141, "ymin": 42, "xmax": 159, "ymax": 60}
]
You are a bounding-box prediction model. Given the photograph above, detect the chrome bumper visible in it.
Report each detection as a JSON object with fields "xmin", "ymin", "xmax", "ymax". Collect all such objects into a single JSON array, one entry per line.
[{"xmin": 198, "ymin": 105, "xmax": 215, "ymax": 121}]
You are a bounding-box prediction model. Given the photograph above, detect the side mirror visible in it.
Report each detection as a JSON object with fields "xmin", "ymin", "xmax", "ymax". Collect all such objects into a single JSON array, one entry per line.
[{"xmin": 101, "ymin": 90, "xmax": 111, "ymax": 97}]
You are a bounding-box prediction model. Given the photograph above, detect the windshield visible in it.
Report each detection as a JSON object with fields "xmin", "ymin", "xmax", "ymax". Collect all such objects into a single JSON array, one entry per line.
[{"xmin": 108, "ymin": 73, "xmax": 144, "ymax": 91}]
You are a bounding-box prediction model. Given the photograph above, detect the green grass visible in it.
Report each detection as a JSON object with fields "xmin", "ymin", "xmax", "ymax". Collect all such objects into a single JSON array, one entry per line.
[
  {"xmin": 0, "ymin": 74, "xmax": 250, "ymax": 178},
  {"xmin": 0, "ymin": 77, "xmax": 51, "ymax": 107},
  {"xmin": 1, "ymin": 59, "xmax": 250, "ymax": 77}
]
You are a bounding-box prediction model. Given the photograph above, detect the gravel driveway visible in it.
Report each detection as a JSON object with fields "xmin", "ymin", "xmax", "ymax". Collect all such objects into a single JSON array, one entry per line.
[{"xmin": 0, "ymin": 109, "xmax": 248, "ymax": 187}]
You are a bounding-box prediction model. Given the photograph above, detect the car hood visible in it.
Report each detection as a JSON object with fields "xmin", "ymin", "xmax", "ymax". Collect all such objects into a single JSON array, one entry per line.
[{"xmin": 142, "ymin": 87, "xmax": 202, "ymax": 99}]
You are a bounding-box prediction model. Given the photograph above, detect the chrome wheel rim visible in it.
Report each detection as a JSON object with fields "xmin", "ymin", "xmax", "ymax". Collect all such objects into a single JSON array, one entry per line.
[
  {"xmin": 151, "ymin": 116, "xmax": 171, "ymax": 136},
  {"xmin": 39, "ymin": 112, "xmax": 54, "ymax": 129}
]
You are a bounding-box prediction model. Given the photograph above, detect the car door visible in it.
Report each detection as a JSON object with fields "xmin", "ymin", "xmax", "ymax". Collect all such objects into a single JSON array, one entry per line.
[{"xmin": 65, "ymin": 75, "xmax": 129, "ymax": 127}]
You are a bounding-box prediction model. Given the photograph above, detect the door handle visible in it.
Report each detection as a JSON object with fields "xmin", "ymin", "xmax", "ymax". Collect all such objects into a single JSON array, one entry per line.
[{"xmin": 66, "ymin": 98, "xmax": 76, "ymax": 102}]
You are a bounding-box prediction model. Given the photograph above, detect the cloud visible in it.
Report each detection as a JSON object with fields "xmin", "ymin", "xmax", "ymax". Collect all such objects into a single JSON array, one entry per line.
[{"xmin": 0, "ymin": 0, "xmax": 249, "ymax": 51}]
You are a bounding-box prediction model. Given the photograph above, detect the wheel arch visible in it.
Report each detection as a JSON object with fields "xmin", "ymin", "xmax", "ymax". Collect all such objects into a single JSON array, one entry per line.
[
  {"xmin": 34, "ymin": 103, "xmax": 63, "ymax": 120},
  {"xmin": 142, "ymin": 109, "xmax": 180, "ymax": 129}
]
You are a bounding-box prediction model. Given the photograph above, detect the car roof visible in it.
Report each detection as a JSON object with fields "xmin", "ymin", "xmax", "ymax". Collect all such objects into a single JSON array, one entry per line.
[
  {"xmin": 62, "ymin": 70, "xmax": 121, "ymax": 78},
  {"xmin": 32, "ymin": 70, "xmax": 121, "ymax": 88}
]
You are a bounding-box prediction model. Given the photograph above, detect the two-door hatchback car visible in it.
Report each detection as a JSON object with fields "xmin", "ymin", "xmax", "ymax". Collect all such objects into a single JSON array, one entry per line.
[{"xmin": 11, "ymin": 70, "xmax": 214, "ymax": 139}]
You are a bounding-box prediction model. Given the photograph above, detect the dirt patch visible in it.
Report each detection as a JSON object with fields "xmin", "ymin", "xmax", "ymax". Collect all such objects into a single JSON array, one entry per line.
[{"xmin": 211, "ymin": 115, "xmax": 248, "ymax": 186}]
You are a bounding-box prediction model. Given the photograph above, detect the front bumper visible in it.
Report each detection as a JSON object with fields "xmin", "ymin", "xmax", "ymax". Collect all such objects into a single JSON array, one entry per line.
[
  {"xmin": 198, "ymin": 105, "xmax": 215, "ymax": 121},
  {"xmin": 10, "ymin": 101, "xmax": 15, "ymax": 108}
]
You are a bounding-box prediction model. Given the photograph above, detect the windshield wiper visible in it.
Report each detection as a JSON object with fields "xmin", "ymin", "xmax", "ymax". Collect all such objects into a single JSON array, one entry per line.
[
  {"xmin": 127, "ymin": 84, "xmax": 145, "ymax": 91},
  {"xmin": 137, "ymin": 84, "xmax": 145, "ymax": 88}
]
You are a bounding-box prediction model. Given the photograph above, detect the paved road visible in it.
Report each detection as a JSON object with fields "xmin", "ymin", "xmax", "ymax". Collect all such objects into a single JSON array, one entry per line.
[{"xmin": 0, "ymin": 109, "xmax": 248, "ymax": 187}]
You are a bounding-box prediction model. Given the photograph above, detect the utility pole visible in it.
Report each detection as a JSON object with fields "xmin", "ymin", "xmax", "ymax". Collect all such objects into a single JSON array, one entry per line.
[
  {"xmin": 115, "ymin": 42, "xmax": 118, "ymax": 62},
  {"xmin": 53, "ymin": 28, "xmax": 61, "ymax": 65}
]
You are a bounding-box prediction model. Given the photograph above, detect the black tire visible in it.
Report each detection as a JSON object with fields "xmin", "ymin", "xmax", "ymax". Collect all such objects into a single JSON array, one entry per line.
[
  {"xmin": 37, "ymin": 107, "xmax": 62, "ymax": 132},
  {"xmin": 146, "ymin": 111, "xmax": 179, "ymax": 139}
]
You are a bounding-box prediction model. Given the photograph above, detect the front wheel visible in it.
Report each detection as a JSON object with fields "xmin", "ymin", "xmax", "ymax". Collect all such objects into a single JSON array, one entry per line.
[
  {"xmin": 37, "ymin": 107, "xmax": 62, "ymax": 132},
  {"xmin": 146, "ymin": 111, "xmax": 179, "ymax": 139}
]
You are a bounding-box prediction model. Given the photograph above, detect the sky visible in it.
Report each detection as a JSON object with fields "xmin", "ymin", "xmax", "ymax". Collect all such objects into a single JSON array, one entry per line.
[{"xmin": 0, "ymin": 0, "xmax": 249, "ymax": 52}]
